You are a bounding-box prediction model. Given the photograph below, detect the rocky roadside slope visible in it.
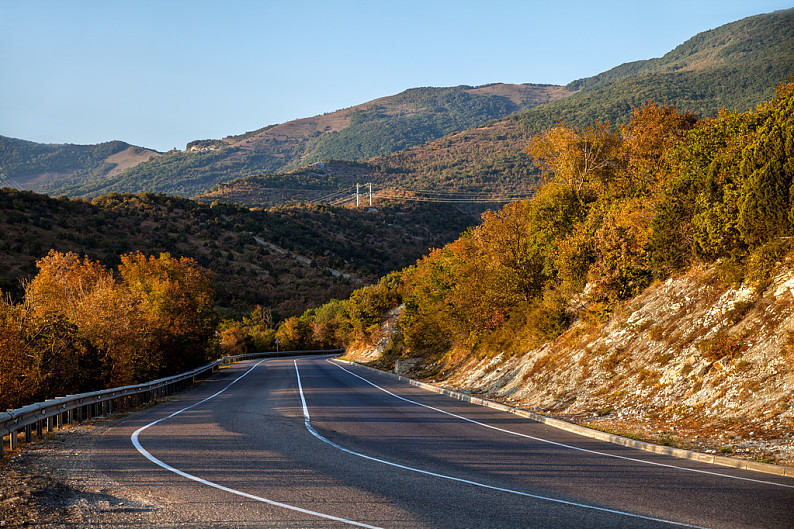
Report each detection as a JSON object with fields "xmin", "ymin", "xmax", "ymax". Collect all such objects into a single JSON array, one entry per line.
[{"xmin": 347, "ymin": 260, "xmax": 794, "ymax": 467}]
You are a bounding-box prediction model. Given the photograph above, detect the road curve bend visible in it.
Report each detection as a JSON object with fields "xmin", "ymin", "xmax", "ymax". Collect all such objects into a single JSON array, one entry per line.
[{"xmin": 87, "ymin": 356, "xmax": 793, "ymax": 528}]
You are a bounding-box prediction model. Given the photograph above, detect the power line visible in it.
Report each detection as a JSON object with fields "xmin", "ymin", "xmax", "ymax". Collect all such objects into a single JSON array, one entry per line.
[
  {"xmin": 0, "ymin": 172, "xmax": 23, "ymax": 190},
  {"xmin": 375, "ymin": 194, "xmax": 521, "ymax": 204},
  {"xmin": 213, "ymin": 181, "xmax": 532, "ymax": 206}
]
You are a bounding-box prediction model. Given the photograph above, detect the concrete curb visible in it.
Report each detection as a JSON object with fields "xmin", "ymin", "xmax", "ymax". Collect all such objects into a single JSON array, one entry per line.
[{"xmin": 337, "ymin": 359, "xmax": 794, "ymax": 479}]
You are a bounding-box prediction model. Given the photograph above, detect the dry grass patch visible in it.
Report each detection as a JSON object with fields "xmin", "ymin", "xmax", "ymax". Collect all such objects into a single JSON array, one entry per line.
[{"xmin": 698, "ymin": 332, "xmax": 745, "ymax": 362}]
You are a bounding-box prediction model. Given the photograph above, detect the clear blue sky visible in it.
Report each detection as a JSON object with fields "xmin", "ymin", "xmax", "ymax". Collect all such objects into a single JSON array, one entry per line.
[{"xmin": 1, "ymin": 1, "xmax": 791, "ymax": 152}]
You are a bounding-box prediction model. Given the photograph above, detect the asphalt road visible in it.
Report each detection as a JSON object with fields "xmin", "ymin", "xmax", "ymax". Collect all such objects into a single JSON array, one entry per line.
[{"xmin": 90, "ymin": 356, "xmax": 794, "ymax": 528}]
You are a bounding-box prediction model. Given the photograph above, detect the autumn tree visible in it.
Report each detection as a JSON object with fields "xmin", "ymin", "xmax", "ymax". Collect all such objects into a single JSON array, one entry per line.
[
  {"xmin": 118, "ymin": 251, "xmax": 217, "ymax": 377},
  {"xmin": 22, "ymin": 250, "xmax": 116, "ymax": 392},
  {"xmin": 274, "ymin": 315, "xmax": 313, "ymax": 350},
  {"xmin": 526, "ymin": 121, "xmax": 620, "ymax": 205},
  {"xmin": 242, "ymin": 305, "xmax": 276, "ymax": 351},
  {"xmin": 0, "ymin": 299, "xmax": 35, "ymax": 409},
  {"xmin": 617, "ymin": 102, "xmax": 698, "ymax": 197}
]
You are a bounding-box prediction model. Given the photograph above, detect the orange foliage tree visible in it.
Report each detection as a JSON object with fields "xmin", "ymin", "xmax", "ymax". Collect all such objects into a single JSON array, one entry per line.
[
  {"xmin": 0, "ymin": 250, "xmax": 217, "ymax": 410},
  {"xmin": 118, "ymin": 251, "xmax": 217, "ymax": 377}
]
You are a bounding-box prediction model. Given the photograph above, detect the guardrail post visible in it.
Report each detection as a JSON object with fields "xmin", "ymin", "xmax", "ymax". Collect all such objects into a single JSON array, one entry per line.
[
  {"xmin": 47, "ymin": 416, "xmax": 54, "ymax": 432},
  {"xmin": 10, "ymin": 429, "xmax": 18, "ymax": 450},
  {"xmin": 36, "ymin": 419, "xmax": 43, "ymax": 437},
  {"xmin": 25, "ymin": 425, "xmax": 32, "ymax": 443}
]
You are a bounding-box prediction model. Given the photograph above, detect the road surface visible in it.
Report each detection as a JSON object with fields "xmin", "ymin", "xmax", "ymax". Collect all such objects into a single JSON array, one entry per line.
[{"xmin": 89, "ymin": 355, "xmax": 794, "ymax": 528}]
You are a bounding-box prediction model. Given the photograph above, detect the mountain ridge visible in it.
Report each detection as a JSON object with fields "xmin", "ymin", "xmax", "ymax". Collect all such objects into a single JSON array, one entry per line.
[
  {"xmin": 1, "ymin": 9, "xmax": 791, "ymax": 203},
  {"xmin": 1, "ymin": 84, "xmax": 570, "ymax": 198},
  {"xmin": 0, "ymin": 136, "xmax": 159, "ymax": 194}
]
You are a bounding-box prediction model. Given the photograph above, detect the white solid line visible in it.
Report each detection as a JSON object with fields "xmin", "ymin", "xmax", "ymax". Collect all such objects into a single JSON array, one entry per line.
[
  {"xmin": 329, "ymin": 359, "xmax": 794, "ymax": 489},
  {"xmin": 131, "ymin": 360, "xmax": 383, "ymax": 529},
  {"xmin": 295, "ymin": 360, "xmax": 707, "ymax": 529}
]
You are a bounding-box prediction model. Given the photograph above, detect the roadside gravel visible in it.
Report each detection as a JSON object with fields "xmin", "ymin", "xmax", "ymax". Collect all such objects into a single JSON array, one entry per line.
[{"xmin": 0, "ymin": 411, "xmax": 163, "ymax": 528}]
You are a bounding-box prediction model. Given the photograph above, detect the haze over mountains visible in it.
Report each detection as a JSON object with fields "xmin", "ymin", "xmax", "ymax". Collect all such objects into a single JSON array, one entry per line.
[{"xmin": 1, "ymin": 8, "xmax": 792, "ymax": 202}]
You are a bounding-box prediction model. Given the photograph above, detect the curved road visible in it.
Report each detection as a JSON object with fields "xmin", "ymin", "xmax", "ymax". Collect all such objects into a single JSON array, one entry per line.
[{"xmin": 89, "ymin": 356, "xmax": 794, "ymax": 528}]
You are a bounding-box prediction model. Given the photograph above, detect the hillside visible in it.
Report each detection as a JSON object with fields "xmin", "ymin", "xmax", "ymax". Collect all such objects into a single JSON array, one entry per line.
[
  {"xmin": 34, "ymin": 84, "xmax": 569, "ymax": 198},
  {"xmin": 568, "ymin": 6, "xmax": 794, "ymax": 96},
  {"xmin": 202, "ymin": 9, "xmax": 794, "ymax": 207},
  {"xmin": 0, "ymin": 189, "xmax": 476, "ymax": 317},
  {"xmin": 196, "ymin": 159, "xmax": 530, "ymax": 213},
  {"xmin": 0, "ymin": 136, "xmax": 159, "ymax": 194},
  {"xmin": 377, "ymin": 9, "xmax": 794, "ymax": 185}
]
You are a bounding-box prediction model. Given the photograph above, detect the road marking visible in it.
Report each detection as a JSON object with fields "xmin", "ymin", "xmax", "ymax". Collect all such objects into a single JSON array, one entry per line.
[
  {"xmin": 295, "ymin": 361, "xmax": 707, "ymax": 528},
  {"xmin": 131, "ymin": 360, "xmax": 382, "ymax": 529},
  {"xmin": 329, "ymin": 359, "xmax": 794, "ymax": 490}
]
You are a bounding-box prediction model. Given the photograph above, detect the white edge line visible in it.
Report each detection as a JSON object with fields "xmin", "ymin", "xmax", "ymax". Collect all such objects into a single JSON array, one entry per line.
[
  {"xmin": 130, "ymin": 359, "xmax": 382, "ymax": 529},
  {"xmin": 294, "ymin": 360, "xmax": 708, "ymax": 529},
  {"xmin": 329, "ymin": 359, "xmax": 794, "ymax": 490}
]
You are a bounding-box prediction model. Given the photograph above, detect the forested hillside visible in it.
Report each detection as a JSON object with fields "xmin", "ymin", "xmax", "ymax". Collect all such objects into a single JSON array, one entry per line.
[
  {"xmin": 0, "ymin": 190, "xmax": 475, "ymax": 316},
  {"xmin": 207, "ymin": 9, "xmax": 794, "ymax": 208}
]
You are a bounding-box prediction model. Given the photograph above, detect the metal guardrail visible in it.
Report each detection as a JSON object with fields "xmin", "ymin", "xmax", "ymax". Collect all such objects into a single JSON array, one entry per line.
[{"xmin": 0, "ymin": 349, "xmax": 343, "ymax": 455}]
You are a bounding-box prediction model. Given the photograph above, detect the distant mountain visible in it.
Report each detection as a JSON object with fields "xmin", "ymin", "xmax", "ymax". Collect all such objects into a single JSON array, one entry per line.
[
  {"xmin": 16, "ymin": 84, "xmax": 569, "ymax": 198},
  {"xmin": 0, "ymin": 136, "xmax": 158, "ymax": 194},
  {"xmin": 198, "ymin": 8, "xmax": 794, "ymax": 208}
]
